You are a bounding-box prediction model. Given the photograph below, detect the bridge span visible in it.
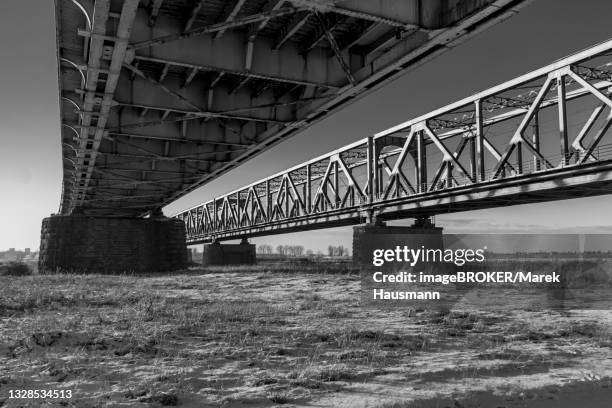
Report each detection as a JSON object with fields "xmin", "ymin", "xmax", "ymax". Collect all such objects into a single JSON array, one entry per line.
[{"xmin": 176, "ymin": 38, "xmax": 612, "ymax": 250}]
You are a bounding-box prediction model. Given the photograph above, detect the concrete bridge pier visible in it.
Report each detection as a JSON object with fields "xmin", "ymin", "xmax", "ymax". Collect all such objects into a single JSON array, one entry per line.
[
  {"xmin": 202, "ymin": 238, "xmax": 256, "ymax": 267},
  {"xmin": 38, "ymin": 213, "xmax": 188, "ymax": 273},
  {"xmin": 353, "ymin": 217, "xmax": 444, "ymax": 268}
]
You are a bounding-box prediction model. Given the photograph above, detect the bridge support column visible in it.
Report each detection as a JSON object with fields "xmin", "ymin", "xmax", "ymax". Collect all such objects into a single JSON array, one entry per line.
[
  {"xmin": 202, "ymin": 238, "xmax": 256, "ymax": 267},
  {"xmin": 38, "ymin": 215, "xmax": 188, "ymax": 273},
  {"xmin": 353, "ymin": 217, "xmax": 444, "ymax": 267}
]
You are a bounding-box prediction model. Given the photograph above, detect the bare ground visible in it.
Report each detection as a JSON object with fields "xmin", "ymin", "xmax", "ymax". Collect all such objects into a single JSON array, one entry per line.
[{"xmin": 0, "ymin": 265, "xmax": 611, "ymax": 407}]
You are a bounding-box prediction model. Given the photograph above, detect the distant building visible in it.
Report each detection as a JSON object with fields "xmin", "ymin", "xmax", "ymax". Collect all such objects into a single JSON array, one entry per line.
[
  {"xmin": 0, "ymin": 248, "xmax": 38, "ymax": 263},
  {"xmin": 5, "ymin": 249, "xmax": 17, "ymax": 262}
]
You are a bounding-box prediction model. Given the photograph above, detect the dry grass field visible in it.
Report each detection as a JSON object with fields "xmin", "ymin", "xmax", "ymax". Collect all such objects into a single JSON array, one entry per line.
[{"xmin": 0, "ymin": 263, "xmax": 611, "ymax": 407}]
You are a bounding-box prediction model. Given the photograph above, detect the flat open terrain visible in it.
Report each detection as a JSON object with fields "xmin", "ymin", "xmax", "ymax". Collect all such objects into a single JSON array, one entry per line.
[{"xmin": 1, "ymin": 263, "xmax": 611, "ymax": 407}]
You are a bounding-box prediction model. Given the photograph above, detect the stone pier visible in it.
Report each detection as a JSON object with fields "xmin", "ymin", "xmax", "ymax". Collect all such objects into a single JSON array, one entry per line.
[
  {"xmin": 353, "ymin": 218, "xmax": 444, "ymax": 268},
  {"xmin": 202, "ymin": 238, "xmax": 256, "ymax": 266},
  {"xmin": 39, "ymin": 215, "xmax": 188, "ymax": 273}
]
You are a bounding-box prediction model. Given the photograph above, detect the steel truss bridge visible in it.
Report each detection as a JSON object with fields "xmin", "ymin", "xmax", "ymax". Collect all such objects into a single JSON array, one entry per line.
[
  {"xmin": 178, "ymin": 39, "xmax": 612, "ymax": 244},
  {"xmin": 56, "ymin": 0, "xmax": 533, "ymax": 217}
]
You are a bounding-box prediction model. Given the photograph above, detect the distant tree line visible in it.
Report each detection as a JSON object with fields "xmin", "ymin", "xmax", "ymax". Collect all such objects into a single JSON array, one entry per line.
[
  {"xmin": 257, "ymin": 244, "xmax": 304, "ymax": 257},
  {"xmin": 257, "ymin": 244, "xmax": 274, "ymax": 255},
  {"xmin": 256, "ymin": 244, "xmax": 349, "ymax": 257},
  {"xmin": 328, "ymin": 245, "xmax": 350, "ymax": 257}
]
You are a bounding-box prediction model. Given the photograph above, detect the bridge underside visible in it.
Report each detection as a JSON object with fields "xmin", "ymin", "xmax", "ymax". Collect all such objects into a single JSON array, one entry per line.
[{"xmin": 56, "ymin": 0, "xmax": 532, "ymax": 216}]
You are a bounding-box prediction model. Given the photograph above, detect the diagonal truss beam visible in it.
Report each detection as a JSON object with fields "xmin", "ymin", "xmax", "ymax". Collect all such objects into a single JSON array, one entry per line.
[
  {"xmin": 274, "ymin": 11, "xmax": 312, "ymax": 49},
  {"xmin": 422, "ymin": 124, "xmax": 474, "ymax": 183},
  {"xmin": 314, "ymin": 12, "xmax": 356, "ymax": 85},
  {"xmin": 215, "ymin": 0, "xmax": 248, "ymax": 39},
  {"xmin": 184, "ymin": 0, "xmax": 206, "ymax": 32},
  {"xmin": 307, "ymin": 15, "xmax": 345, "ymax": 51},
  {"xmin": 493, "ymin": 75, "xmax": 554, "ymax": 178}
]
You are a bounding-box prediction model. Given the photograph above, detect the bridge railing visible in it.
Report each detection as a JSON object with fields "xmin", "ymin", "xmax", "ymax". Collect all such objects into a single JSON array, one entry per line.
[{"xmin": 177, "ymin": 39, "xmax": 612, "ymax": 242}]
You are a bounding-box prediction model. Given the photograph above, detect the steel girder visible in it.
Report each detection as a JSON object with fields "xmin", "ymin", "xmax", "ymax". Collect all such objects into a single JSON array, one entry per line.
[
  {"xmin": 177, "ymin": 38, "xmax": 612, "ymax": 243},
  {"xmin": 56, "ymin": 0, "xmax": 533, "ymax": 216}
]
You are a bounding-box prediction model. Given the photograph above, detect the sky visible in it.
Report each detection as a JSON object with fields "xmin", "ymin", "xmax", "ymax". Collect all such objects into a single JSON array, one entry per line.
[{"xmin": 1, "ymin": 0, "xmax": 612, "ymax": 252}]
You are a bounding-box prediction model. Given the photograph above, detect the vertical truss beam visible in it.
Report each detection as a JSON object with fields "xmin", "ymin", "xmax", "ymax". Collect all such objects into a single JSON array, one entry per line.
[
  {"xmin": 474, "ymin": 99, "xmax": 485, "ymax": 181},
  {"xmin": 557, "ymin": 72, "xmax": 569, "ymax": 165}
]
